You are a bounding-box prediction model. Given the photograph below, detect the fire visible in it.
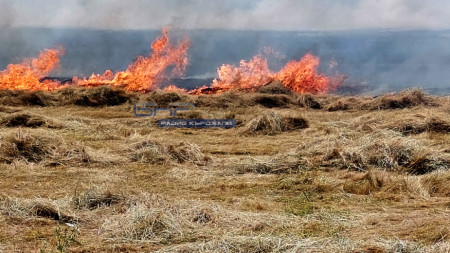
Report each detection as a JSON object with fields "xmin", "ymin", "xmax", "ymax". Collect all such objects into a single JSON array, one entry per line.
[
  {"xmin": 0, "ymin": 48, "xmax": 65, "ymax": 91},
  {"xmin": 76, "ymin": 27, "xmax": 190, "ymax": 92},
  {"xmin": 163, "ymin": 84, "xmax": 187, "ymax": 93},
  {"xmin": 277, "ymin": 53, "xmax": 332, "ymax": 94},
  {"xmin": 0, "ymin": 28, "xmax": 343, "ymax": 95},
  {"xmin": 190, "ymin": 52, "xmax": 342, "ymax": 95},
  {"xmin": 211, "ymin": 55, "xmax": 274, "ymax": 92},
  {"xmin": 188, "ymin": 55, "xmax": 275, "ymax": 95}
]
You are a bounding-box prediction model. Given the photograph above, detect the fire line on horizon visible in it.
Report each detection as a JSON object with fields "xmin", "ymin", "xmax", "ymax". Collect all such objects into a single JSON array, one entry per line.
[{"xmin": 0, "ymin": 28, "xmax": 344, "ymax": 95}]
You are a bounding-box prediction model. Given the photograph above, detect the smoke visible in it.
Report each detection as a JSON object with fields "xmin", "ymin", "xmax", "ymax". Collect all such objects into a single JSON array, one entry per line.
[
  {"xmin": 1, "ymin": 1, "xmax": 450, "ymax": 94},
  {"xmin": 0, "ymin": 1, "xmax": 13, "ymax": 27},
  {"xmin": 2, "ymin": 0, "xmax": 450, "ymax": 30}
]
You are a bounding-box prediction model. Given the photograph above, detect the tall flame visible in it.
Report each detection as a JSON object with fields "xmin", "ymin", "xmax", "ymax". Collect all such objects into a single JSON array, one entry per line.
[
  {"xmin": 76, "ymin": 27, "xmax": 190, "ymax": 92},
  {"xmin": 277, "ymin": 53, "xmax": 333, "ymax": 94},
  {"xmin": 190, "ymin": 52, "xmax": 342, "ymax": 95},
  {"xmin": 0, "ymin": 29, "xmax": 343, "ymax": 95},
  {"xmin": 211, "ymin": 55, "xmax": 274, "ymax": 92},
  {"xmin": 0, "ymin": 48, "xmax": 65, "ymax": 91}
]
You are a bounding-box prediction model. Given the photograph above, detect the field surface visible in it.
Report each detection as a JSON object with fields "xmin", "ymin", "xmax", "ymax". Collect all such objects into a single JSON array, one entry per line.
[{"xmin": 0, "ymin": 86, "xmax": 449, "ymax": 252}]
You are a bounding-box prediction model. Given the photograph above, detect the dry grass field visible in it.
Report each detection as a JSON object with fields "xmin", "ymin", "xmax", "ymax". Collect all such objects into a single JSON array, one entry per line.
[{"xmin": 0, "ymin": 85, "xmax": 448, "ymax": 252}]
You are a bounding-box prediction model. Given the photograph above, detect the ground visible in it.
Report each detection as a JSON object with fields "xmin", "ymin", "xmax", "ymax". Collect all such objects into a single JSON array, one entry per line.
[{"xmin": 0, "ymin": 87, "xmax": 448, "ymax": 252}]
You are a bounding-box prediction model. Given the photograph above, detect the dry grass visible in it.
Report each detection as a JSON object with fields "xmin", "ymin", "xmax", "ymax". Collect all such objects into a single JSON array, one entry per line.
[
  {"xmin": 0, "ymin": 89, "xmax": 448, "ymax": 252},
  {"xmin": 297, "ymin": 94, "xmax": 322, "ymax": 109},
  {"xmin": 0, "ymin": 196, "xmax": 74, "ymax": 222},
  {"xmin": 0, "ymin": 129, "xmax": 91, "ymax": 165},
  {"xmin": 256, "ymin": 81, "xmax": 294, "ymax": 95},
  {"xmin": 384, "ymin": 115, "xmax": 450, "ymax": 135},
  {"xmin": 365, "ymin": 89, "xmax": 436, "ymax": 110},
  {"xmin": 58, "ymin": 86, "xmax": 135, "ymax": 107},
  {"xmin": 239, "ymin": 111, "xmax": 309, "ymax": 135},
  {"xmin": 145, "ymin": 89, "xmax": 191, "ymax": 106},
  {"xmin": 194, "ymin": 92, "xmax": 244, "ymax": 108},
  {"xmin": 323, "ymin": 89, "xmax": 439, "ymax": 112},
  {"xmin": 0, "ymin": 112, "xmax": 64, "ymax": 128},
  {"xmin": 72, "ymin": 186, "xmax": 123, "ymax": 210},
  {"xmin": 129, "ymin": 135, "xmax": 210, "ymax": 165},
  {"xmin": 248, "ymin": 94, "xmax": 294, "ymax": 108},
  {"xmin": 0, "ymin": 86, "xmax": 136, "ymax": 107}
]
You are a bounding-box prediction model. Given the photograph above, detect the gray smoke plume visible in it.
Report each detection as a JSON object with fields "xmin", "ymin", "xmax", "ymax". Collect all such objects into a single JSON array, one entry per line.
[
  {"xmin": 0, "ymin": 1, "xmax": 449, "ymax": 94},
  {"xmin": 2, "ymin": 0, "xmax": 450, "ymax": 30}
]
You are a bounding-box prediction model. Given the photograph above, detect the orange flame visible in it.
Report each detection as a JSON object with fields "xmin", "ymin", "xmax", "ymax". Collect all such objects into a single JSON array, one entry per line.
[
  {"xmin": 0, "ymin": 29, "xmax": 343, "ymax": 95},
  {"xmin": 163, "ymin": 84, "xmax": 187, "ymax": 93},
  {"xmin": 211, "ymin": 55, "xmax": 274, "ymax": 92},
  {"xmin": 277, "ymin": 53, "xmax": 333, "ymax": 94},
  {"xmin": 0, "ymin": 48, "xmax": 65, "ymax": 91},
  {"xmin": 76, "ymin": 27, "xmax": 190, "ymax": 92},
  {"xmin": 189, "ymin": 52, "xmax": 342, "ymax": 95}
]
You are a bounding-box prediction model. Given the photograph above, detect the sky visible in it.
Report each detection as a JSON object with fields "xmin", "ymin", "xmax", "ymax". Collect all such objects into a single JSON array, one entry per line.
[{"xmin": 0, "ymin": 0, "xmax": 449, "ymax": 31}]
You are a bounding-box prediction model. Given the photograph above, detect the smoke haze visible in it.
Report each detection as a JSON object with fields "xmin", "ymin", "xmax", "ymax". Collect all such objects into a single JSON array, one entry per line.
[
  {"xmin": 0, "ymin": 1, "xmax": 449, "ymax": 94},
  {"xmin": 1, "ymin": 0, "xmax": 450, "ymax": 30}
]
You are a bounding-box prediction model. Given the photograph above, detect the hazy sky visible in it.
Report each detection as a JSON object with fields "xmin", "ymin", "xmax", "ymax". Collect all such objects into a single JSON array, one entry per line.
[{"xmin": 0, "ymin": 0, "xmax": 449, "ymax": 31}]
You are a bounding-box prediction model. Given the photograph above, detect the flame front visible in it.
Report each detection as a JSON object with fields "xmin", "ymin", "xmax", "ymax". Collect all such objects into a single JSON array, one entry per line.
[
  {"xmin": 211, "ymin": 55, "xmax": 274, "ymax": 92},
  {"xmin": 0, "ymin": 29, "xmax": 343, "ymax": 95},
  {"xmin": 76, "ymin": 27, "xmax": 190, "ymax": 92},
  {"xmin": 277, "ymin": 53, "xmax": 332, "ymax": 94},
  {"xmin": 0, "ymin": 48, "xmax": 64, "ymax": 91},
  {"xmin": 189, "ymin": 52, "xmax": 342, "ymax": 95}
]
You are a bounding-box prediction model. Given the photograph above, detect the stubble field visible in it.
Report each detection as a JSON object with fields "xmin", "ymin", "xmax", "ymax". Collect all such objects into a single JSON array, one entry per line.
[{"xmin": 0, "ymin": 85, "xmax": 449, "ymax": 252}]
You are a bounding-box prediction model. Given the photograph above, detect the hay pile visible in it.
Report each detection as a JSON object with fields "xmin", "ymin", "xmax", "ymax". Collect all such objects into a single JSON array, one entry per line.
[
  {"xmin": 0, "ymin": 90, "xmax": 57, "ymax": 106},
  {"xmin": 239, "ymin": 111, "xmax": 308, "ymax": 135},
  {"xmin": 131, "ymin": 137, "xmax": 209, "ymax": 165},
  {"xmin": 0, "ymin": 112, "xmax": 64, "ymax": 128},
  {"xmin": 256, "ymin": 81, "xmax": 294, "ymax": 95},
  {"xmin": 231, "ymin": 154, "xmax": 307, "ymax": 174},
  {"xmin": 297, "ymin": 94, "xmax": 322, "ymax": 109},
  {"xmin": 0, "ymin": 86, "xmax": 135, "ymax": 107},
  {"xmin": 194, "ymin": 92, "xmax": 244, "ymax": 108},
  {"xmin": 249, "ymin": 94, "xmax": 293, "ymax": 108},
  {"xmin": 387, "ymin": 116, "xmax": 450, "ymax": 135},
  {"xmin": 0, "ymin": 129, "xmax": 91, "ymax": 165},
  {"xmin": 0, "ymin": 197, "xmax": 74, "ymax": 222},
  {"xmin": 364, "ymin": 89, "xmax": 435, "ymax": 110},
  {"xmin": 322, "ymin": 89, "xmax": 436, "ymax": 111},
  {"xmin": 145, "ymin": 90, "xmax": 190, "ymax": 106},
  {"xmin": 58, "ymin": 86, "xmax": 134, "ymax": 107},
  {"xmin": 323, "ymin": 133, "xmax": 449, "ymax": 174},
  {"xmin": 72, "ymin": 186, "xmax": 123, "ymax": 210}
]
